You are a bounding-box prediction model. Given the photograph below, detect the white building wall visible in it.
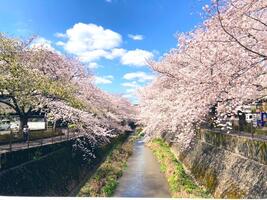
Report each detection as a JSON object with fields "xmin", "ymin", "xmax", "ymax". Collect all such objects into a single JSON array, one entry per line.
[{"xmin": 28, "ymin": 122, "xmax": 46, "ymax": 130}]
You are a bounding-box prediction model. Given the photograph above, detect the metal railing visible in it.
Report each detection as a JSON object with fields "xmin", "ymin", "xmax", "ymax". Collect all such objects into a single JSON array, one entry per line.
[
  {"xmin": 203, "ymin": 123, "xmax": 267, "ymax": 141},
  {"xmin": 0, "ymin": 128, "xmax": 79, "ymax": 153}
]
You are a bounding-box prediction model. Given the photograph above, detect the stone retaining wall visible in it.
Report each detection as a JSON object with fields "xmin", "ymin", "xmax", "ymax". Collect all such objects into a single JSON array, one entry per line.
[
  {"xmin": 163, "ymin": 130, "xmax": 267, "ymax": 198},
  {"xmin": 200, "ymin": 130, "xmax": 267, "ymax": 165}
]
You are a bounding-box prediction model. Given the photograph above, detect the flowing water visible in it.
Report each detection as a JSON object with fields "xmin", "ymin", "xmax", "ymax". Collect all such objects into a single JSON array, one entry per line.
[{"xmin": 114, "ymin": 139, "xmax": 171, "ymax": 197}]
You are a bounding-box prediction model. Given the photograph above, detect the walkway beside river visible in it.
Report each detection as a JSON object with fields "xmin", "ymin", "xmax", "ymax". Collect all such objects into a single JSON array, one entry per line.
[
  {"xmin": 114, "ymin": 139, "xmax": 170, "ymax": 198},
  {"xmin": 0, "ymin": 130, "xmax": 79, "ymax": 154}
]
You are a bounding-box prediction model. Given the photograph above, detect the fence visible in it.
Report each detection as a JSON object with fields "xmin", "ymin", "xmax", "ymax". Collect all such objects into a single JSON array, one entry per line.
[
  {"xmin": 204, "ymin": 125, "xmax": 267, "ymax": 141},
  {"xmin": 0, "ymin": 128, "xmax": 79, "ymax": 153},
  {"xmin": 201, "ymin": 121, "xmax": 267, "ymax": 141}
]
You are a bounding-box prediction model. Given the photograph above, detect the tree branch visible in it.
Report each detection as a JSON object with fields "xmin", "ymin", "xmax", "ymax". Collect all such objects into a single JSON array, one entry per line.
[
  {"xmin": 216, "ymin": 0, "xmax": 267, "ymax": 59},
  {"xmin": 0, "ymin": 98, "xmax": 16, "ymax": 111}
]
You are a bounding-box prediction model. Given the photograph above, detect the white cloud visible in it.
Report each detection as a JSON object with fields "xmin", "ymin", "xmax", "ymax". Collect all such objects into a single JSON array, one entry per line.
[
  {"xmin": 120, "ymin": 49, "xmax": 153, "ymax": 66},
  {"xmin": 54, "ymin": 32, "xmax": 67, "ymax": 38},
  {"xmin": 31, "ymin": 37, "xmax": 58, "ymax": 53},
  {"xmin": 88, "ymin": 62, "xmax": 101, "ymax": 69},
  {"xmin": 64, "ymin": 23, "xmax": 122, "ymax": 55},
  {"xmin": 121, "ymin": 81, "xmax": 141, "ymax": 103},
  {"xmin": 121, "ymin": 72, "xmax": 155, "ymax": 102},
  {"xmin": 122, "ymin": 81, "xmax": 141, "ymax": 88},
  {"xmin": 128, "ymin": 34, "xmax": 144, "ymax": 41},
  {"xmin": 123, "ymin": 71, "xmax": 155, "ymax": 82},
  {"xmin": 122, "ymin": 94, "xmax": 134, "ymax": 99},
  {"xmin": 54, "ymin": 23, "xmax": 154, "ymax": 68},
  {"xmin": 56, "ymin": 23, "xmax": 124, "ymax": 63},
  {"xmin": 78, "ymin": 49, "xmax": 109, "ymax": 63},
  {"xmin": 56, "ymin": 41, "xmax": 65, "ymax": 46},
  {"xmin": 105, "ymin": 75, "xmax": 114, "ymax": 79},
  {"xmin": 105, "ymin": 48, "xmax": 126, "ymax": 60},
  {"xmin": 94, "ymin": 75, "xmax": 114, "ymax": 84},
  {"xmin": 126, "ymin": 88, "xmax": 136, "ymax": 93},
  {"xmin": 78, "ymin": 48, "xmax": 126, "ymax": 62}
]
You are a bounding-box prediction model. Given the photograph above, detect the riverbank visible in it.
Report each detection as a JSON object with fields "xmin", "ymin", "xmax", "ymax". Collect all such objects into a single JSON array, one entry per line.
[
  {"xmin": 147, "ymin": 139, "xmax": 211, "ymax": 198},
  {"xmin": 114, "ymin": 138, "xmax": 170, "ymax": 197},
  {"xmin": 163, "ymin": 129, "xmax": 267, "ymax": 198},
  {"xmin": 76, "ymin": 131, "xmax": 140, "ymax": 197}
]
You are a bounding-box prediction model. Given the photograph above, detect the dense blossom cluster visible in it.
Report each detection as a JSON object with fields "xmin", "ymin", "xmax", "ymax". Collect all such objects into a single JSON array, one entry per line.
[
  {"xmin": 0, "ymin": 34, "xmax": 136, "ymax": 150},
  {"xmin": 138, "ymin": 0, "xmax": 267, "ymax": 149}
]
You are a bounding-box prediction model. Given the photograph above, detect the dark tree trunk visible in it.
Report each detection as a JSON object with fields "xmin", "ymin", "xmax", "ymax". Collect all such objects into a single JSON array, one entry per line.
[
  {"xmin": 237, "ymin": 111, "xmax": 247, "ymax": 132},
  {"xmin": 208, "ymin": 104, "xmax": 218, "ymax": 129},
  {"xmin": 0, "ymin": 96, "xmax": 32, "ymax": 131},
  {"xmin": 19, "ymin": 115, "xmax": 29, "ymax": 130}
]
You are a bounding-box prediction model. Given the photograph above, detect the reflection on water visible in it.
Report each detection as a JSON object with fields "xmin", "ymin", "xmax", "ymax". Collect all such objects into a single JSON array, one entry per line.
[{"xmin": 114, "ymin": 139, "xmax": 170, "ymax": 197}]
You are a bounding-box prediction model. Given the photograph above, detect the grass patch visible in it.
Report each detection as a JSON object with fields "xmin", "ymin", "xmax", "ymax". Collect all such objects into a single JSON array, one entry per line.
[
  {"xmin": 147, "ymin": 138, "xmax": 212, "ymax": 198},
  {"xmin": 77, "ymin": 132, "xmax": 138, "ymax": 197},
  {"xmin": 135, "ymin": 127, "xmax": 145, "ymax": 137},
  {"xmin": 255, "ymin": 128, "xmax": 267, "ymax": 136}
]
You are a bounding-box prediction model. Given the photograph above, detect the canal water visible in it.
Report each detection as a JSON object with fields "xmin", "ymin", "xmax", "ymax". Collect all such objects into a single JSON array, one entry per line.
[{"xmin": 114, "ymin": 139, "xmax": 171, "ymax": 197}]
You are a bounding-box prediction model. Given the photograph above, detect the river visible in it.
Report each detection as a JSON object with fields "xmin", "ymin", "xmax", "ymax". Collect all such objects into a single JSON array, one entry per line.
[{"xmin": 114, "ymin": 139, "xmax": 170, "ymax": 197}]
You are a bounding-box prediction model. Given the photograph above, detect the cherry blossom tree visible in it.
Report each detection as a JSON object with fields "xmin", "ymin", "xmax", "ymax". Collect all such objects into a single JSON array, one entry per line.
[
  {"xmin": 138, "ymin": 0, "xmax": 267, "ymax": 149},
  {"xmin": 0, "ymin": 34, "xmax": 136, "ymax": 152},
  {"xmin": 0, "ymin": 34, "xmax": 83, "ymax": 127}
]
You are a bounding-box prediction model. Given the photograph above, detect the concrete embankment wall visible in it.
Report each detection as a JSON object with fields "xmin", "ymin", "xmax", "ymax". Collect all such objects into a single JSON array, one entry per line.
[
  {"xmin": 0, "ymin": 140, "xmax": 72, "ymax": 171},
  {"xmin": 163, "ymin": 130, "xmax": 267, "ymax": 198},
  {"xmin": 0, "ymin": 133, "xmax": 130, "ymax": 196}
]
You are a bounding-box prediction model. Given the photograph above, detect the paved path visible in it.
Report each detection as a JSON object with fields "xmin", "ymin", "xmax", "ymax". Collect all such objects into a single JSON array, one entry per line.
[
  {"xmin": 210, "ymin": 129, "xmax": 267, "ymax": 142},
  {"xmin": 0, "ymin": 132, "xmax": 79, "ymax": 154},
  {"xmin": 114, "ymin": 139, "xmax": 170, "ymax": 198}
]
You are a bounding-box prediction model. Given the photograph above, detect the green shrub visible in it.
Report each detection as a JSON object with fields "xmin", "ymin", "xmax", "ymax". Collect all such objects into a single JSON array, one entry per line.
[
  {"xmin": 101, "ymin": 177, "xmax": 118, "ymax": 196},
  {"xmin": 68, "ymin": 124, "xmax": 77, "ymax": 129},
  {"xmin": 136, "ymin": 127, "xmax": 143, "ymax": 136}
]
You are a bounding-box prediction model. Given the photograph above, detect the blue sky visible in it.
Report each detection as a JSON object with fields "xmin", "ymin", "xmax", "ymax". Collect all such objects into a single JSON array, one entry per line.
[{"xmin": 0, "ymin": 0, "xmax": 210, "ymax": 103}]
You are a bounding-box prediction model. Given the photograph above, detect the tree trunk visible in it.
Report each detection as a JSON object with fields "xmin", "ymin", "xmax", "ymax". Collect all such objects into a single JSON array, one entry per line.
[
  {"xmin": 238, "ymin": 111, "xmax": 247, "ymax": 132},
  {"xmin": 19, "ymin": 115, "xmax": 29, "ymax": 130}
]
